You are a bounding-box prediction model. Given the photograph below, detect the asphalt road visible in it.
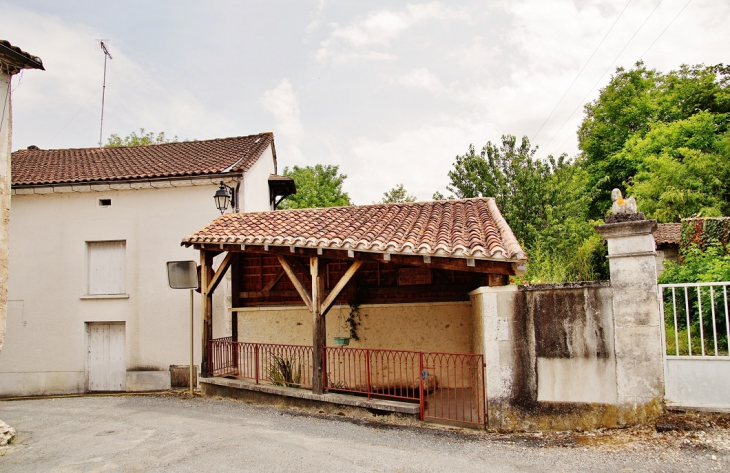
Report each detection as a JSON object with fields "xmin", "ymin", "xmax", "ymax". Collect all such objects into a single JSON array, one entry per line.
[{"xmin": 0, "ymin": 394, "xmax": 726, "ymax": 472}]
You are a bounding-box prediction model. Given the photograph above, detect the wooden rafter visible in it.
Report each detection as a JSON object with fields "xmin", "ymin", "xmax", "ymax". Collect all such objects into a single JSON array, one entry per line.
[
  {"xmin": 277, "ymin": 255, "xmax": 312, "ymax": 311},
  {"xmin": 320, "ymin": 261, "xmax": 362, "ymax": 316},
  {"xmin": 260, "ymin": 268, "xmax": 285, "ymax": 293},
  {"xmin": 206, "ymin": 251, "xmax": 234, "ymax": 294}
]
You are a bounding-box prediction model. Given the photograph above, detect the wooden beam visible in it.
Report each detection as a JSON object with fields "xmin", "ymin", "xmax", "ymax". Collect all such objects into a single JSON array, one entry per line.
[
  {"xmin": 208, "ymin": 244, "xmax": 515, "ymax": 275},
  {"xmin": 200, "ymin": 250, "xmax": 214, "ymax": 378},
  {"xmin": 206, "ymin": 251, "xmax": 234, "ymax": 295},
  {"xmin": 277, "ymin": 255, "xmax": 312, "ymax": 311},
  {"xmin": 311, "ymin": 257, "xmax": 326, "ymax": 395},
  {"xmin": 231, "ymin": 253, "xmax": 240, "ymax": 343},
  {"xmin": 261, "ymin": 268, "xmax": 285, "ymax": 293},
  {"xmin": 320, "ymin": 261, "xmax": 362, "ymax": 317}
]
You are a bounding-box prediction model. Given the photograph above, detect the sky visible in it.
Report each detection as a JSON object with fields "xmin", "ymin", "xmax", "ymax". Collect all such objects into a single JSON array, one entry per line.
[{"xmin": 3, "ymin": 0, "xmax": 729, "ymax": 204}]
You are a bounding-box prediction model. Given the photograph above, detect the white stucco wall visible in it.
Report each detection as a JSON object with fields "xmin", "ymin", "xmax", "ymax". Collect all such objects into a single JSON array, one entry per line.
[
  {"xmin": 242, "ymin": 144, "xmax": 276, "ymax": 211},
  {"xmin": 0, "ymin": 144, "xmax": 275, "ymax": 396}
]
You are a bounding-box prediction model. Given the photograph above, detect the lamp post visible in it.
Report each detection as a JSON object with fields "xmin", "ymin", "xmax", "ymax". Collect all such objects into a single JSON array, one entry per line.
[{"xmin": 214, "ymin": 181, "xmax": 236, "ymax": 214}]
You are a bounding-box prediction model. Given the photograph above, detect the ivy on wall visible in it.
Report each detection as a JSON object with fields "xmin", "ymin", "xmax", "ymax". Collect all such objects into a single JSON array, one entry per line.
[{"xmin": 680, "ymin": 217, "xmax": 730, "ymax": 257}]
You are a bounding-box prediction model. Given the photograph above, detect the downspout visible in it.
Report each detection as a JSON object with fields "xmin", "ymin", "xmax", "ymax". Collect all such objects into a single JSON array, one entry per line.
[{"xmin": 234, "ymin": 175, "xmax": 242, "ymax": 213}]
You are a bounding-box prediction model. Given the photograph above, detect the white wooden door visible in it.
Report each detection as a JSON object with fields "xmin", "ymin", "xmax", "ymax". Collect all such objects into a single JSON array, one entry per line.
[{"xmin": 87, "ymin": 323, "xmax": 126, "ymax": 391}]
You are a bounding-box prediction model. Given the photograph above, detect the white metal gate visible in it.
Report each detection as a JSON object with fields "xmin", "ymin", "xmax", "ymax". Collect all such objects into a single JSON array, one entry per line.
[
  {"xmin": 87, "ymin": 322, "xmax": 126, "ymax": 391},
  {"xmin": 659, "ymin": 282, "xmax": 730, "ymax": 409}
]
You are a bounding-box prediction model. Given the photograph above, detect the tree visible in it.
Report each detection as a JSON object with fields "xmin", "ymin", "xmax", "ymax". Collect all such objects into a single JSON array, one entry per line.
[
  {"xmin": 578, "ymin": 63, "xmax": 730, "ymax": 219},
  {"xmin": 380, "ymin": 184, "xmax": 416, "ymax": 204},
  {"xmin": 279, "ymin": 164, "xmax": 352, "ymax": 209},
  {"xmin": 447, "ymin": 135, "xmax": 550, "ymax": 248},
  {"xmin": 445, "ymin": 135, "xmax": 607, "ymax": 282},
  {"xmin": 106, "ymin": 128, "xmax": 178, "ymax": 147},
  {"xmin": 627, "ymin": 112, "xmax": 730, "ymax": 222}
]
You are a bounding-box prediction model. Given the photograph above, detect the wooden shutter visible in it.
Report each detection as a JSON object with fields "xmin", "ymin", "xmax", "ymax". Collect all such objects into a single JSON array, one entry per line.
[{"xmin": 88, "ymin": 241, "xmax": 126, "ymax": 295}]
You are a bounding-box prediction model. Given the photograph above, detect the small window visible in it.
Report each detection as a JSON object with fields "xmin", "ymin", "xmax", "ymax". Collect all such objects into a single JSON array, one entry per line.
[
  {"xmin": 99, "ymin": 199, "xmax": 112, "ymax": 207},
  {"xmin": 87, "ymin": 241, "xmax": 126, "ymax": 295}
]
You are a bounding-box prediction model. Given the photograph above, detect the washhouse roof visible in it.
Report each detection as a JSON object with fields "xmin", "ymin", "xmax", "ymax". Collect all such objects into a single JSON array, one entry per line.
[{"xmin": 182, "ymin": 198, "xmax": 527, "ymax": 262}]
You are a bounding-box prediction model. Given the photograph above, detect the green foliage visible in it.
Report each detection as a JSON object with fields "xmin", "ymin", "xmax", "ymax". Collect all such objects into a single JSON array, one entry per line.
[
  {"xmin": 268, "ymin": 355, "xmax": 302, "ymax": 388},
  {"xmin": 105, "ymin": 128, "xmax": 178, "ymax": 147},
  {"xmin": 660, "ymin": 244, "xmax": 730, "ymax": 284},
  {"xmin": 344, "ymin": 287, "xmax": 366, "ymax": 341},
  {"xmin": 446, "ymin": 135, "xmax": 607, "ymax": 283},
  {"xmin": 279, "ymin": 164, "xmax": 353, "ymax": 209},
  {"xmin": 627, "ymin": 112, "xmax": 730, "ymax": 222},
  {"xmin": 578, "ymin": 63, "xmax": 730, "ymax": 219},
  {"xmin": 380, "ymin": 184, "xmax": 416, "ymax": 203},
  {"xmin": 432, "ymin": 191, "xmax": 447, "ymax": 200}
]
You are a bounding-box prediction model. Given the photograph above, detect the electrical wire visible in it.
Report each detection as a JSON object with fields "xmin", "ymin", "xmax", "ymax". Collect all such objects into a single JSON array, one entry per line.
[
  {"xmin": 538, "ymin": 0, "xmax": 664, "ymax": 158},
  {"xmin": 553, "ymin": 0, "xmax": 693, "ymax": 157},
  {"xmin": 46, "ymin": 89, "xmax": 100, "ymax": 148},
  {"xmin": 531, "ymin": 0, "xmax": 633, "ymax": 143},
  {"xmin": 640, "ymin": 0, "xmax": 693, "ymax": 59}
]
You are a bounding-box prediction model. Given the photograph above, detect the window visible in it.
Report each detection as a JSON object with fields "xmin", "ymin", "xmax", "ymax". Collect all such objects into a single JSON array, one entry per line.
[
  {"xmin": 87, "ymin": 241, "xmax": 126, "ymax": 295},
  {"xmin": 99, "ymin": 199, "xmax": 112, "ymax": 207}
]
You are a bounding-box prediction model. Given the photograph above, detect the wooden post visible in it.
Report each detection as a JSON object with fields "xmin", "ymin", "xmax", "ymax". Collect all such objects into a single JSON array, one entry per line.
[
  {"xmin": 231, "ymin": 253, "xmax": 239, "ymax": 343},
  {"xmin": 311, "ymin": 257, "xmax": 326, "ymax": 394},
  {"xmin": 200, "ymin": 250, "xmax": 214, "ymax": 378}
]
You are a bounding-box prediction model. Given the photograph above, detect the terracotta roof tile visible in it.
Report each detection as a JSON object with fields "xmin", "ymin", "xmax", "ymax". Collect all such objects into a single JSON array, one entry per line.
[
  {"xmin": 182, "ymin": 198, "xmax": 527, "ymax": 262},
  {"xmin": 11, "ymin": 133, "xmax": 274, "ymax": 186},
  {"xmin": 655, "ymin": 223, "xmax": 681, "ymax": 246}
]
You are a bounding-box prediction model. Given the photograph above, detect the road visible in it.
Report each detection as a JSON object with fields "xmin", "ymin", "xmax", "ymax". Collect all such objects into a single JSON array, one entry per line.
[{"xmin": 0, "ymin": 394, "xmax": 727, "ymax": 472}]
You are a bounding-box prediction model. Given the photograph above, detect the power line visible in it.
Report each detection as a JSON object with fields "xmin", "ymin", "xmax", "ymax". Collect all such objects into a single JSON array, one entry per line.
[
  {"xmin": 553, "ymin": 0, "xmax": 693, "ymax": 158},
  {"xmin": 641, "ymin": 0, "xmax": 693, "ymax": 59},
  {"xmin": 46, "ymin": 90, "xmax": 100, "ymax": 147},
  {"xmin": 531, "ymin": 0, "xmax": 633, "ymax": 143},
  {"xmin": 538, "ymin": 0, "xmax": 664, "ymax": 158}
]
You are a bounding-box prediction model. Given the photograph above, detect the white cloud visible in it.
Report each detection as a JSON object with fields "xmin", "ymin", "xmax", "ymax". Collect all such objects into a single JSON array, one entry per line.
[
  {"xmin": 397, "ymin": 68, "xmax": 447, "ymax": 94},
  {"xmin": 261, "ymin": 79, "xmax": 305, "ymax": 164},
  {"xmin": 3, "ymin": 4, "xmax": 229, "ymax": 150},
  {"xmin": 343, "ymin": 115, "xmax": 497, "ymax": 204},
  {"xmin": 316, "ymin": 2, "xmax": 468, "ymax": 62}
]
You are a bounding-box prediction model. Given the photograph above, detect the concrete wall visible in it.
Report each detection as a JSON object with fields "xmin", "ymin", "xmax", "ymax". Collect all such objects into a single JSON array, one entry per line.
[
  {"xmin": 470, "ymin": 219, "xmax": 665, "ymax": 430},
  {"xmin": 0, "ymin": 144, "xmax": 275, "ymax": 396},
  {"xmin": 0, "ymin": 71, "xmax": 11, "ymax": 354},
  {"xmin": 234, "ymin": 301, "xmax": 473, "ymax": 353}
]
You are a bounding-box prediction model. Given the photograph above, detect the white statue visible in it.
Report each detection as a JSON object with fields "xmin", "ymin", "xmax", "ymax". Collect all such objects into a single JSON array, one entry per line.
[{"xmin": 611, "ymin": 188, "xmax": 637, "ymax": 214}]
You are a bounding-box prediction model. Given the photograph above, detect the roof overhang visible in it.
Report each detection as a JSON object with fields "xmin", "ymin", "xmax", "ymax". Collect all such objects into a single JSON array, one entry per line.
[
  {"xmin": 0, "ymin": 41, "xmax": 44, "ymax": 72},
  {"xmin": 185, "ymin": 242, "xmax": 527, "ymax": 276}
]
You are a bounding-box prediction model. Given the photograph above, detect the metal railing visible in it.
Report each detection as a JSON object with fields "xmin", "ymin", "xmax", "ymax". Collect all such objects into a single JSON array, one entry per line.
[
  {"xmin": 659, "ymin": 282, "xmax": 730, "ymax": 358},
  {"xmin": 208, "ymin": 340, "xmax": 486, "ymax": 427},
  {"xmin": 208, "ymin": 339, "xmax": 313, "ymax": 389},
  {"xmin": 324, "ymin": 346, "xmax": 486, "ymax": 427}
]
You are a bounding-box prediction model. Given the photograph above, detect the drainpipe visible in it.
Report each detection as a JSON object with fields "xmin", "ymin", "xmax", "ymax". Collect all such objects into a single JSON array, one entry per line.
[{"xmin": 234, "ymin": 176, "xmax": 242, "ymax": 213}]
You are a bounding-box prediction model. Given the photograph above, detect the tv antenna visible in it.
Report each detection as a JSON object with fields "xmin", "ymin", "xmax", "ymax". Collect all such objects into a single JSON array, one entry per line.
[{"xmin": 98, "ymin": 40, "xmax": 113, "ymax": 147}]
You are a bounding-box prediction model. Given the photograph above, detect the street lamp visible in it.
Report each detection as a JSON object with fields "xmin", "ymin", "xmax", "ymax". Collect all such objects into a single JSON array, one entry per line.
[{"xmin": 214, "ymin": 181, "xmax": 236, "ymax": 214}]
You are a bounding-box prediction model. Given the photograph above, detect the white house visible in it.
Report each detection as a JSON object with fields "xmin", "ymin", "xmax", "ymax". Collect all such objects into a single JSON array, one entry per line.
[{"xmin": 0, "ymin": 133, "xmax": 294, "ymax": 395}]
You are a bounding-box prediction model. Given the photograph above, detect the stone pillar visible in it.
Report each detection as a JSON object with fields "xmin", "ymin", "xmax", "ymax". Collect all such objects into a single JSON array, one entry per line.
[
  {"xmin": 595, "ymin": 219, "xmax": 664, "ymax": 422},
  {"xmin": 470, "ymin": 285, "xmax": 520, "ymax": 429}
]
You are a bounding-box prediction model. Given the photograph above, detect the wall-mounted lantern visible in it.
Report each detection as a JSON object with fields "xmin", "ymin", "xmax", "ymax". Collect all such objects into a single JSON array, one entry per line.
[{"xmin": 214, "ymin": 181, "xmax": 236, "ymax": 214}]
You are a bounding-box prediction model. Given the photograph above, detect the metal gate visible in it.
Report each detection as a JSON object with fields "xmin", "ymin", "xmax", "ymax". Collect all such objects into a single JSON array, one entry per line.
[
  {"xmin": 659, "ymin": 282, "xmax": 730, "ymax": 409},
  {"xmin": 324, "ymin": 347, "xmax": 486, "ymax": 427}
]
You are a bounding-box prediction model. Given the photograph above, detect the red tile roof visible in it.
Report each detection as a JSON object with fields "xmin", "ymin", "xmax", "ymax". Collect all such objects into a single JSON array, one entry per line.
[
  {"xmin": 11, "ymin": 133, "xmax": 274, "ymax": 186},
  {"xmin": 183, "ymin": 198, "xmax": 527, "ymax": 262},
  {"xmin": 655, "ymin": 223, "xmax": 681, "ymax": 246},
  {"xmin": 0, "ymin": 39, "xmax": 44, "ymax": 71}
]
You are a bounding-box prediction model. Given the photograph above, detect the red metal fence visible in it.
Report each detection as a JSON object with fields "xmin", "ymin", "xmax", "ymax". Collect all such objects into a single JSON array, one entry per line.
[
  {"xmin": 209, "ymin": 339, "xmax": 486, "ymax": 427},
  {"xmin": 208, "ymin": 338, "xmax": 313, "ymax": 389}
]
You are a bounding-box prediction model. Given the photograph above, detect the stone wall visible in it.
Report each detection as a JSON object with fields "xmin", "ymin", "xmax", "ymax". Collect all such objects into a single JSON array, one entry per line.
[{"xmin": 470, "ymin": 220, "xmax": 665, "ymax": 431}]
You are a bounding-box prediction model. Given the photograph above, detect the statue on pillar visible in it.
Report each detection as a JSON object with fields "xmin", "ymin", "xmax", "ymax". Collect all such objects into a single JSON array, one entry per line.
[{"xmin": 606, "ymin": 189, "xmax": 645, "ymax": 223}]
